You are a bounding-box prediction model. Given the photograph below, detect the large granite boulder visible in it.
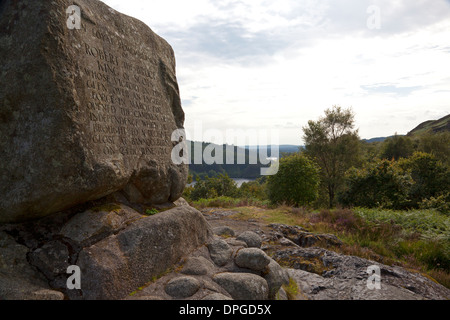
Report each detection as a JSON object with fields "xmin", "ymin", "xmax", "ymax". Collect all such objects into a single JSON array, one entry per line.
[
  {"xmin": 74, "ymin": 205, "xmax": 212, "ymax": 300},
  {"xmin": 0, "ymin": 0, "xmax": 187, "ymax": 223}
]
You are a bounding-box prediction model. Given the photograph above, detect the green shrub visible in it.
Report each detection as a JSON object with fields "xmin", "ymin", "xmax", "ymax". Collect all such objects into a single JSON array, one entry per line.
[
  {"xmin": 266, "ymin": 153, "xmax": 320, "ymax": 207},
  {"xmin": 189, "ymin": 173, "xmax": 239, "ymax": 201},
  {"xmin": 419, "ymin": 193, "xmax": 450, "ymax": 215},
  {"xmin": 340, "ymin": 159, "xmax": 413, "ymax": 209},
  {"xmin": 239, "ymin": 180, "xmax": 268, "ymax": 200},
  {"xmin": 398, "ymin": 152, "xmax": 449, "ymax": 206}
]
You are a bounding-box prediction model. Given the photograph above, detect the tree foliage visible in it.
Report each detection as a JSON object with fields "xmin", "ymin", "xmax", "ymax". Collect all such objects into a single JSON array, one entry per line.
[
  {"xmin": 417, "ymin": 132, "xmax": 450, "ymax": 166},
  {"xmin": 239, "ymin": 179, "xmax": 268, "ymax": 200},
  {"xmin": 398, "ymin": 152, "xmax": 450, "ymax": 205},
  {"xmin": 341, "ymin": 151, "xmax": 450, "ymax": 210},
  {"xmin": 380, "ymin": 134, "xmax": 415, "ymax": 161},
  {"xmin": 266, "ymin": 153, "xmax": 320, "ymax": 207},
  {"xmin": 303, "ymin": 105, "xmax": 360, "ymax": 208},
  {"xmin": 340, "ymin": 159, "xmax": 413, "ymax": 209}
]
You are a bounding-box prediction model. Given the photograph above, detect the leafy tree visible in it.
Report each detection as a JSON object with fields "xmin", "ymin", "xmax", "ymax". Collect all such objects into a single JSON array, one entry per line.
[
  {"xmin": 303, "ymin": 105, "xmax": 360, "ymax": 208},
  {"xmin": 417, "ymin": 132, "xmax": 450, "ymax": 166},
  {"xmin": 266, "ymin": 153, "xmax": 320, "ymax": 207},
  {"xmin": 380, "ymin": 134, "xmax": 414, "ymax": 160},
  {"xmin": 360, "ymin": 140, "xmax": 384, "ymax": 163},
  {"xmin": 340, "ymin": 159, "xmax": 413, "ymax": 209}
]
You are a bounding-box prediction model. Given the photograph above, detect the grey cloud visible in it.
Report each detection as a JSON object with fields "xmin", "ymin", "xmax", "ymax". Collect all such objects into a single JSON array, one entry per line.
[
  {"xmin": 361, "ymin": 84, "xmax": 423, "ymax": 97},
  {"xmin": 154, "ymin": 0, "xmax": 450, "ymax": 67},
  {"xmin": 160, "ymin": 21, "xmax": 300, "ymax": 65}
]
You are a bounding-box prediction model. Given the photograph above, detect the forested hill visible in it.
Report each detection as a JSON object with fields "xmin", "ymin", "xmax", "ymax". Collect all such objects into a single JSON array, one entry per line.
[{"xmin": 187, "ymin": 141, "xmax": 295, "ymax": 179}]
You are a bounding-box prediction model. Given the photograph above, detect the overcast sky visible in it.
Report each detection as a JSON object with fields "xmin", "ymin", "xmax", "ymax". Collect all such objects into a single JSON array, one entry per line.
[{"xmin": 101, "ymin": 0, "xmax": 450, "ymax": 145}]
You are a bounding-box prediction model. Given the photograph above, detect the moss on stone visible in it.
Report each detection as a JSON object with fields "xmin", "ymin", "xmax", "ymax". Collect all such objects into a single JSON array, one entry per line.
[{"xmin": 91, "ymin": 203, "xmax": 122, "ymax": 213}]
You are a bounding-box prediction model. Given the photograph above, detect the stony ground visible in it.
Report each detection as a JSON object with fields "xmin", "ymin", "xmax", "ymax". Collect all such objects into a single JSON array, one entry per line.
[{"xmin": 126, "ymin": 207, "xmax": 450, "ymax": 300}]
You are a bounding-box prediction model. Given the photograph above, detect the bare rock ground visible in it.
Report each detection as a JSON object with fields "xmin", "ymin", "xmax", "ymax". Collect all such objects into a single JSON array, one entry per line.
[{"xmin": 127, "ymin": 207, "xmax": 450, "ymax": 300}]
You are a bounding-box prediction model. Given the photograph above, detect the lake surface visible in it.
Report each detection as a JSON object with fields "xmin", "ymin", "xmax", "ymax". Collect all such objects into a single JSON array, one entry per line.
[
  {"xmin": 187, "ymin": 178, "xmax": 255, "ymax": 188},
  {"xmin": 232, "ymin": 178, "xmax": 255, "ymax": 187}
]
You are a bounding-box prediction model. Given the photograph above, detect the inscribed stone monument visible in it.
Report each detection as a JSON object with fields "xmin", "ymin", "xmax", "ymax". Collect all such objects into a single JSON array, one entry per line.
[{"xmin": 0, "ymin": 0, "xmax": 188, "ymax": 223}]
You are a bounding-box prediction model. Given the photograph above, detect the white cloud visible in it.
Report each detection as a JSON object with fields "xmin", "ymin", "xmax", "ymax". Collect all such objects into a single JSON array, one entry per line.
[{"xmin": 100, "ymin": 0, "xmax": 450, "ymax": 145}]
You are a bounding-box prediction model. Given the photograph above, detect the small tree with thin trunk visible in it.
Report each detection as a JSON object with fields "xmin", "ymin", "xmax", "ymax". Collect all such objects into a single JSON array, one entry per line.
[{"xmin": 302, "ymin": 105, "xmax": 360, "ymax": 208}]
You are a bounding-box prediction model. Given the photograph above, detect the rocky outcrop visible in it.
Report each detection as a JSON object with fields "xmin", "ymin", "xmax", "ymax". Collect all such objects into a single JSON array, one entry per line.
[
  {"xmin": 0, "ymin": 0, "xmax": 187, "ymax": 223},
  {"xmin": 126, "ymin": 227, "xmax": 290, "ymax": 301},
  {"xmin": 0, "ymin": 200, "xmax": 212, "ymax": 300},
  {"xmin": 236, "ymin": 231, "xmax": 263, "ymax": 248},
  {"xmin": 198, "ymin": 208, "xmax": 450, "ymax": 301},
  {"xmin": 235, "ymin": 248, "xmax": 271, "ymax": 271},
  {"xmin": 269, "ymin": 223, "xmax": 343, "ymax": 248},
  {"xmin": 0, "ymin": 232, "xmax": 64, "ymax": 300},
  {"xmin": 1, "ymin": 205, "xmax": 449, "ymax": 300},
  {"xmin": 213, "ymin": 273, "xmax": 269, "ymax": 300},
  {"xmin": 283, "ymin": 247, "xmax": 450, "ymax": 300},
  {"xmin": 75, "ymin": 205, "xmax": 211, "ymax": 300}
]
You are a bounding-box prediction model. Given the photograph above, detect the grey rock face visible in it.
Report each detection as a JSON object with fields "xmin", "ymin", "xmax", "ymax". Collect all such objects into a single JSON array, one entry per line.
[
  {"xmin": 201, "ymin": 292, "xmax": 233, "ymax": 300},
  {"xmin": 234, "ymin": 248, "xmax": 271, "ymax": 272},
  {"xmin": 28, "ymin": 240, "xmax": 71, "ymax": 280},
  {"xmin": 181, "ymin": 256, "xmax": 215, "ymax": 276},
  {"xmin": 75, "ymin": 205, "xmax": 212, "ymax": 300},
  {"xmin": 213, "ymin": 226, "xmax": 236, "ymax": 237},
  {"xmin": 264, "ymin": 258, "xmax": 290, "ymax": 298},
  {"xmin": 236, "ymin": 231, "xmax": 262, "ymax": 248},
  {"xmin": 207, "ymin": 238, "xmax": 233, "ymax": 267},
  {"xmin": 59, "ymin": 203, "xmax": 142, "ymax": 246},
  {"xmin": 0, "ymin": 232, "xmax": 64, "ymax": 300},
  {"xmin": 213, "ymin": 272, "xmax": 269, "ymax": 300},
  {"xmin": 164, "ymin": 276, "xmax": 202, "ymax": 298},
  {"xmin": 269, "ymin": 224, "xmax": 342, "ymax": 248},
  {"xmin": 278, "ymin": 247, "xmax": 450, "ymax": 300},
  {"xmin": 0, "ymin": 0, "xmax": 187, "ymax": 223}
]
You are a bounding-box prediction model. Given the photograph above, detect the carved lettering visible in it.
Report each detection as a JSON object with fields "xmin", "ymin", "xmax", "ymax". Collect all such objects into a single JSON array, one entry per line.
[{"xmin": 76, "ymin": 26, "xmax": 173, "ymax": 158}]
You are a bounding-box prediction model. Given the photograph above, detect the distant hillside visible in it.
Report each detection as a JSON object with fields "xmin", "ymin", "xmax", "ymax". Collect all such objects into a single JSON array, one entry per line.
[
  {"xmin": 407, "ymin": 114, "xmax": 450, "ymax": 136},
  {"xmin": 187, "ymin": 142, "xmax": 300, "ymax": 179},
  {"xmin": 187, "ymin": 141, "xmax": 267, "ymax": 179},
  {"xmin": 246, "ymin": 145, "xmax": 302, "ymax": 154},
  {"xmin": 362, "ymin": 136, "xmax": 391, "ymax": 143}
]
